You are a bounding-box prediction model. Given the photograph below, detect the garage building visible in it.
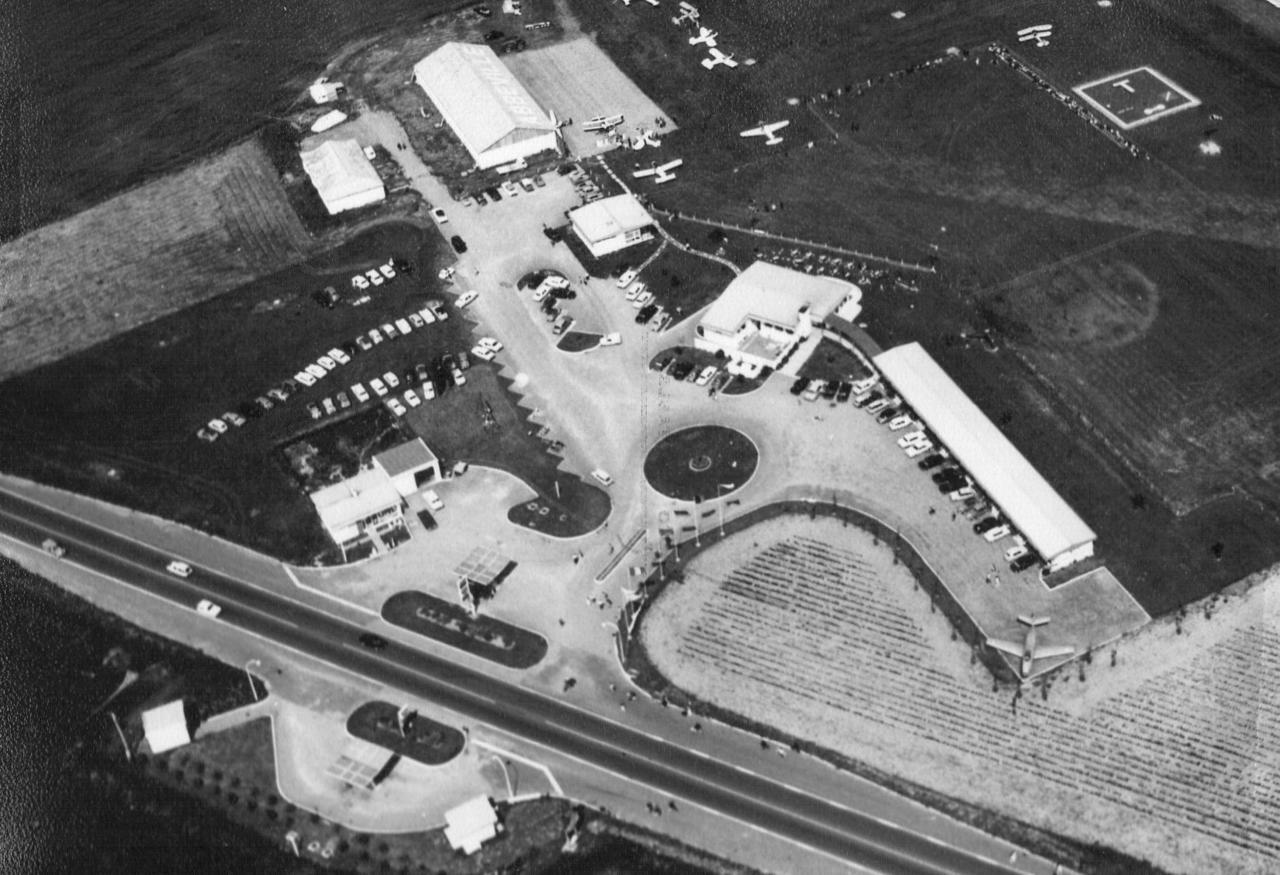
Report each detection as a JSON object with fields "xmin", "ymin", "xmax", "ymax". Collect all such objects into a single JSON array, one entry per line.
[
  {"xmin": 873, "ymin": 342, "xmax": 1096, "ymax": 572},
  {"xmin": 568, "ymin": 193, "xmax": 655, "ymax": 257},
  {"xmin": 300, "ymin": 139, "xmax": 385, "ymax": 215},
  {"xmin": 414, "ymin": 42, "xmax": 559, "ymax": 170},
  {"xmin": 374, "ymin": 438, "xmax": 442, "ymax": 497}
]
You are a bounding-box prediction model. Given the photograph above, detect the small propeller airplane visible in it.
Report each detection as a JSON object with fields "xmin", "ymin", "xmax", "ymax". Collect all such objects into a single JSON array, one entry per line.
[
  {"xmin": 689, "ymin": 26, "xmax": 718, "ymax": 48},
  {"xmin": 671, "ymin": 2, "xmax": 700, "ymax": 25},
  {"xmin": 582, "ymin": 114, "xmax": 624, "ymax": 132},
  {"xmin": 740, "ymin": 119, "xmax": 790, "ymax": 145},
  {"xmin": 701, "ymin": 47, "xmax": 738, "ymax": 69},
  {"xmin": 986, "ymin": 615, "xmax": 1075, "ymax": 679},
  {"xmin": 632, "ymin": 158, "xmax": 683, "ymax": 183}
]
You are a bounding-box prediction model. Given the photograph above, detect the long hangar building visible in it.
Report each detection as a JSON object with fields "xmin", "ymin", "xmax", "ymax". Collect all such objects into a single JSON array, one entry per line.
[{"xmin": 414, "ymin": 42, "xmax": 560, "ymax": 170}]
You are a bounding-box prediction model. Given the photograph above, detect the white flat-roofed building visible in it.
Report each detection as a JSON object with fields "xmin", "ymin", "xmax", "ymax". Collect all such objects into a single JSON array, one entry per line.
[
  {"xmin": 873, "ymin": 341, "xmax": 1096, "ymax": 571},
  {"xmin": 443, "ymin": 795, "xmax": 500, "ymax": 854},
  {"xmin": 309, "ymin": 79, "xmax": 343, "ymax": 105},
  {"xmin": 300, "ymin": 139, "xmax": 385, "ymax": 215},
  {"xmin": 142, "ymin": 700, "xmax": 190, "ymax": 754},
  {"xmin": 373, "ymin": 438, "xmax": 441, "ymax": 497},
  {"xmin": 567, "ymin": 193, "xmax": 655, "ymax": 257},
  {"xmin": 309, "ymin": 468, "xmax": 403, "ymax": 548},
  {"xmin": 414, "ymin": 42, "xmax": 559, "ymax": 170},
  {"xmin": 695, "ymin": 261, "xmax": 860, "ymax": 370}
]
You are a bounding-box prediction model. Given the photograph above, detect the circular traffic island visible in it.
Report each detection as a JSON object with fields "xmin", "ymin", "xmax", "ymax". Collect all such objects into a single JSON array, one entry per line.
[{"xmin": 644, "ymin": 425, "xmax": 758, "ymax": 502}]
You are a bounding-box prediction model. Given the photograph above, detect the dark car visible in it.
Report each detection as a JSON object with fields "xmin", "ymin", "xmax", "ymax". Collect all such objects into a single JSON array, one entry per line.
[
  {"xmin": 789, "ymin": 376, "xmax": 808, "ymax": 395},
  {"xmin": 450, "ymin": 235, "xmax": 467, "ymax": 253},
  {"xmin": 835, "ymin": 382, "xmax": 853, "ymax": 403},
  {"xmin": 551, "ymin": 286, "xmax": 576, "ymax": 300},
  {"xmin": 483, "ymin": 28, "xmax": 505, "ymax": 41},
  {"xmin": 635, "ymin": 303, "xmax": 659, "ymax": 324},
  {"xmin": 340, "ymin": 341, "xmax": 359, "ymax": 358},
  {"xmin": 670, "ymin": 361, "xmax": 695, "ymax": 381},
  {"xmin": 457, "ymin": 351, "xmax": 471, "ymax": 371},
  {"xmin": 358, "ymin": 633, "xmax": 388, "ymax": 650},
  {"xmin": 414, "ymin": 362, "xmax": 431, "ymax": 384},
  {"xmin": 932, "ymin": 470, "xmax": 964, "ymax": 486},
  {"xmin": 417, "ymin": 509, "xmax": 438, "ymax": 531},
  {"xmin": 1010, "ymin": 553, "xmax": 1040, "ymax": 573},
  {"xmin": 499, "ymin": 37, "xmax": 526, "ymax": 53},
  {"xmin": 312, "ymin": 287, "xmax": 338, "ymax": 308},
  {"xmin": 973, "ymin": 516, "xmax": 1001, "ymax": 534},
  {"xmin": 874, "ymin": 406, "xmax": 900, "ymax": 424},
  {"xmin": 917, "ymin": 453, "xmax": 946, "ymax": 470},
  {"xmin": 820, "ymin": 381, "xmax": 839, "ymax": 400},
  {"xmin": 485, "ymin": 186, "xmax": 502, "ymax": 202},
  {"xmin": 651, "ymin": 354, "xmax": 674, "ymax": 373}
]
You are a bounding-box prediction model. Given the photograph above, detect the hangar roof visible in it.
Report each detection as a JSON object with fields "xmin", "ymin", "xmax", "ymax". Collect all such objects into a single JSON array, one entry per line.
[
  {"xmin": 414, "ymin": 43, "xmax": 555, "ymax": 157},
  {"xmin": 872, "ymin": 342, "xmax": 1096, "ymax": 563},
  {"xmin": 568, "ymin": 194, "xmax": 653, "ymax": 243},
  {"xmin": 299, "ymin": 139, "xmax": 383, "ymax": 207},
  {"xmin": 701, "ymin": 261, "xmax": 856, "ymax": 336}
]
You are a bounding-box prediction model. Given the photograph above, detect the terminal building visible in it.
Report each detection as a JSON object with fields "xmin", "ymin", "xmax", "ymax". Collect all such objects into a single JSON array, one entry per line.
[
  {"xmin": 873, "ymin": 341, "xmax": 1097, "ymax": 572},
  {"xmin": 414, "ymin": 42, "xmax": 560, "ymax": 170},
  {"xmin": 300, "ymin": 139, "xmax": 385, "ymax": 214},
  {"xmin": 695, "ymin": 261, "xmax": 861, "ymax": 371},
  {"xmin": 309, "ymin": 468, "xmax": 404, "ymax": 551},
  {"xmin": 567, "ymin": 193, "xmax": 655, "ymax": 258}
]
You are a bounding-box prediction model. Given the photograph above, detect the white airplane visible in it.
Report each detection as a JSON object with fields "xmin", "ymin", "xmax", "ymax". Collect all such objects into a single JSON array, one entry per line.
[
  {"xmin": 642, "ymin": 129, "xmax": 662, "ymax": 147},
  {"xmin": 582, "ymin": 114, "xmax": 624, "ymax": 132},
  {"xmin": 1016, "ymin": 23, "xmax": 1053, "ymax": 47},
  {"xmin": 740, "ymin": 119, "xmax": 790, "ymax": 145},
  {"xmin": 632, "ymin": 158, "xmax": 683, "ymax": 183},
  {"xmin": 689, "ymin": 26, "xmax": 718, "ymax": 48},
  {"xmin": 645, "ymin": 0, "xmax": 660, "ymax": 6},
  {"xmin": 672, "ymin": 2, "xmax": 699, "ymax": 25},
  {"xmin": 701, "ymin": 48, "xmax": 738, "ymax": 69},
  {"xmin": 986, "ymin": 615, "xmax": 1075, "ymax": 679}
]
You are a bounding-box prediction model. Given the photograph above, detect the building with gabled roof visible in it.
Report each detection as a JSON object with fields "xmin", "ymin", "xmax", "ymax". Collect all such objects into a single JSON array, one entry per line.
[
  {"xmin": 413, "ymin": 43, "xmax": 559, "ymax": 170},
  {"xmin": 309, "ymin": 468, "xmax": 404, "ymax": 549},
  {"xmin": 300, "ymin": 139, "xmax": 385, "ymax": 214},
  {"xmin": 373, "ymin": 438, "xmax": 441, "ymax": 497},
  {"xmin": 568, "ymin": 193, "xmax": 655, "ymax": 257}
]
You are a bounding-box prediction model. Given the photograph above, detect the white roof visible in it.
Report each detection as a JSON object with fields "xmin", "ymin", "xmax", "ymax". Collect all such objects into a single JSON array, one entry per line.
[
  {"xmin": 309, "ymin": 468, "xmax": 401, "ymax": 535},
  {"xmin": 142, "ymin": 700, "xmax": 190, "ymax": 754},
  {"xmin": 701, "ymin": 261, "xmax": 856, "ymax": 336},
  {"xmin": 873, "ymin": 342, "xmax": 1096, "ymax": 562},
  {"xmin": 568, "ymin": 194, "xmax": 653, "ymax": 243},
  {"xmin": 444, "ymin": 795, "xmax": 498, "ymax": 854},
  {"xmin": 414, "ymin": 43, "xmax": 555, "ymax": 158},
  {"xmin": 310, "ymin": 108, "xmax": 348, "ymax": 132},
  {"xmin": 300, "ymin": 139, "xmax": 383, "ymax": 209}
]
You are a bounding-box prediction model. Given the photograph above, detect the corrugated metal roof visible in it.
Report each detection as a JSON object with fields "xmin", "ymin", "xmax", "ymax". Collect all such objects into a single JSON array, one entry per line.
[
  {"xmin": 568, "ymin": 194, "xmax": 653, "ymax": 243},
  {"xmin": 414, "ymin": 43, "xmax": 555, "ymax": 158},
  {"xmin": 300, "ymin": 139, "xmax": 383, "ymax": 206},
  {"xmin": 701, "ymin": 261, "xmax": 855, "ymax": 336},
  {"xmin": 873, "ymin": 342, "xmax": 1096, "ymax": 563}
]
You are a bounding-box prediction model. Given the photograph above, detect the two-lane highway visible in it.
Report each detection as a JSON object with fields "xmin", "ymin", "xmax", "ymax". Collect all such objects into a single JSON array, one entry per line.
[{"xmin": 0, "ymin": 488, "xmax": 1020, "ymax": 875}]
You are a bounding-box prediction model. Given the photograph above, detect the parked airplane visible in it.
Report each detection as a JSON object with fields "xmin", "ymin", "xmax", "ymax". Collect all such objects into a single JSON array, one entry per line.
[
  {"xmin": 740, "ymin": 119, "xmax": 790, "ymax": 145},
  {"xmin": 632, "ymin": 158, "xmax": 683, "ymax": 183},
  {"xmin": 672, "ymin": 2, "xmax": 699, "ymax": 25},
  {"xmin": 642, "ymin": 129, "xmax": 662, "ymax": 147},
  {"xmin": 689, "ymin": 26, "xmax": 718, "ymax": 48},
  {"xmin": 1016, "ymin": 23, "xmax": 1053, "ymax": 47},
  {"xmin": 701, "ymin": 48, "xmax": 738, "ymax": 69},
  {"xmin": 986, "ymin": 615, "xmax": 1075, "ymax": 678},
  {"xmin": 582, "ymin": 114, "xmax": 625, "ymax": 132}
]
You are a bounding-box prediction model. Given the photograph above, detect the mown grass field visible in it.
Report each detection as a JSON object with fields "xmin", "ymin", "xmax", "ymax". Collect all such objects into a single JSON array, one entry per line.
[{"xmin": 569, "ymin": 0, "xmax": 1280, "ymax": 613}]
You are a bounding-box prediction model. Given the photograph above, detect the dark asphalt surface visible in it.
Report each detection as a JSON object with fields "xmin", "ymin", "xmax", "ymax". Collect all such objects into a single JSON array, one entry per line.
[{"xmin": 0, "ymin": 489, "xmax": 1020, "ymax": 875}]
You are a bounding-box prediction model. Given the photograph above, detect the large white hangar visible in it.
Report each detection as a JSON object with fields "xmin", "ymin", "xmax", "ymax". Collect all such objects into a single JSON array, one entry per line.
[
  {"xmin": 873, "ymin": 342, "xmax": 1096, "ymax": 572},
  {"xmin": 414, "ymin": 42, "xmax": 560, "ymax": 170}
]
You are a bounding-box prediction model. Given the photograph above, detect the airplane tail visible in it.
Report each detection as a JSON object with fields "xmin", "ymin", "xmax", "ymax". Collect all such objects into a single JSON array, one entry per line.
[{"xmin": 1017, "ymin": 615, "xmax": 1050, "ymax": 627}]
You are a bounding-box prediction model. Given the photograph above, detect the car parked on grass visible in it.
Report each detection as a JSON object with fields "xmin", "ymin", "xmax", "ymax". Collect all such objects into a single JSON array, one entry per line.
[
  {"xmin": 369, "ymin": 378, "xmax": 388, "ymax": 397},
  {"xmin": 457, "ymin": 290, "xmax": 478, "ymax": 308},
  {"xmin": 417, "ymin": 306, "xmax": 437, "ymax": 325},
  {"xmin": 207, "ymin": 418, "xmax": 229, "ymax": 435},
  {"xmin": 382, "ymin": 371, "xmax": 400, "ymax": 389},
  {"xmin": 428, "ymin": 300, "xmax": 449, "ymax": 321},
  {"xmin": 381, "ymin": 323, "xmax": 398, "ymax": 340},
  {"xmin": 222, "ymin": 412, "xmax": 246, "ymax": 427},
  {"xmin": 320, "ymin": 397, "xmax": 335, "ymax": 416},
  {"xmin": 305, "ymin": 364, "xmax": 327, "ymax": 380},
  {"xmin": 386, "ymin": 397, "xmax": 407, "ymax": 416},
  {"xmin": 379, "ymin": 262, "xmax": 397, "ymax": 280},
  {"xmin": 328, "ymin": 348, "xmax": 350, "ymax": 365},
  {"xmin": 196, "ymin": 599, "xmax": 222, "ymax": 619},
  {"xmin": 254, "ymin": 396, "xmax": 275, "ymax": 412},
  {"xmin": 336, "ymin": 391, "xmax": 351, "ymax": 410},
  {"xmin": 636, "ymin": 303, "xmax": 659, "ymax": 324},
  {"xmin": 294, "ymin": 370, "xmax": 317, "ymax": 387},
  {"xmin": 352, "ymin": 274, "xmax": 370, "ymax": 290},
  {"xmin": 267, "ymin": 388, "xmax": 289, "ymax": 404},
  {"xmin": 365, "ymin": 269, "xmax": 384, "ymax": 286},
  {"xmin": 351, "ymin": 383, "xmax": 370, "ymax": 403},
  {"xmin": 403, "ymin": 388, "xmax": 421, "ymax": 408},
  {"xmin": 471, "ymin": 344, "xmax": 496, "ymax": 361},
  {"xmin": 414, "ymin": 363, "xmax": 431, "ymax": 384},
  {"xmin": 317, "ymin": 356, "xmax": 337, "ymax": 371},
  {"xmin": 355, "ymin": 335, "xmax": 373, "ymax": 352},
  {"xmin": 196, "ymin": 427, "xmax": 218, "ymax": 442},
  {"xmin": 408, "ymin": 312, "xmax": 424, "ymax": 329}
]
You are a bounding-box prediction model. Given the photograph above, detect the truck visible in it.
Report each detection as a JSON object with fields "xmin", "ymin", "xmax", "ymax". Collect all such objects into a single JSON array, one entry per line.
[{"xmin": 42, "ymin": 538, "xmax": 65, "ymax": 558}]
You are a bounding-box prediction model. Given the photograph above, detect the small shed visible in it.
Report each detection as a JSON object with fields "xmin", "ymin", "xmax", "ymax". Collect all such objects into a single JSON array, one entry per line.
[
  {"xmin": 141, "ymin": 700, "xmax": 191, "ymax": 754},
  {"xmin": 309, "ymin": 79, "xmax": 344, "ymax": 105},
  {"xmin": 374, "ymin": 438, "xmax": 442, "ymax": 497},
  {"xmin": 310, "ymin": 108, "xmax": 349, "ymax": 133}
]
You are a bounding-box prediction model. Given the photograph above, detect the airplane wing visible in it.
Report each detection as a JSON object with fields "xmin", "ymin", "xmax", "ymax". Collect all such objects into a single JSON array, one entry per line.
[
  {"xmin": 740, "ymin": 126, "xmax": 765, "ymax": 137},
  {"xmin": 764, "ymin": 121, "xmax": 790, "ymax": 133},
  {"xmin": 657, "ymin": 159, "xmax": 683, "ymax": 171},
  {"xmin": 632, "ymin": 167, "xmax": 657, "ymax": 178},
  {"xmin": 985, "ymin": 638, "xmax": 1023, "ymax": 657},
  {"xmin": 1031, "ymin": 645, "xmax": 1075, "ymax": 660}
]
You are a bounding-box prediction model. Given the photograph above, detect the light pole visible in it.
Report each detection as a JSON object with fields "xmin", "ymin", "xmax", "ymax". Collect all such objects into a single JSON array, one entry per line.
[
  {"xmin": 244, "ymin": 658, "xmax": 261, "ymax": 702},
  {"xmin": 108, "ymin": 711, "xmax": 131, "ymax": 763},
  {"xmin": 489, "ymin": 754, "xmax": 515, "ymax": 800},
  {"xmin": 717, "ymin": 483, "xmax": 735, "ymax": 537}
]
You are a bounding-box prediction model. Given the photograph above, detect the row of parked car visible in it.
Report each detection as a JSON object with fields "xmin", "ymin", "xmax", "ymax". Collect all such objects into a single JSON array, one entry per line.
[
  {"xmin": 470, "ymin": 174, "xmax": 545, "ymax": 207},
  {"xmin": 857, "ymin": 381, "xmax": 1041, "ymax": 574},
  {"xmin": 650, "ymin": 353, "xmax": 729, "ymax": 391},
  {"xmin": 615, "ymin": 269, "xmax": 673, "ymax": 331}
]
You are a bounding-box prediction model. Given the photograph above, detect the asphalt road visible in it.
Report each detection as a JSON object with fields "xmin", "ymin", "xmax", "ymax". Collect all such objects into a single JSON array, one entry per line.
[{"xmin": 0, "ymin": 488, "xmax": 1021, "ymax": 875}]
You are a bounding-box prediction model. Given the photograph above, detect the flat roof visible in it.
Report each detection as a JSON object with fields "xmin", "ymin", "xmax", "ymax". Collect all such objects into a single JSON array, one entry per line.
[
  {"xmin": 299, "ymin": 139, "xmax": 383, "ymax": 203},
  {"xmin": 414, "ymin": 43, "xmax": 555, "ymax": 158},
  {"xmin": 374, "ymin": 438, "xmax": 438, "ymax": 478},
  {"xmin": 444, "ymin": 795, "xmax": 498, "ymax": 854},
  {"xmin": 701, "ymin": 261, "xmax": 856, "ymax": 336},
  {"xmin": 873, "ymin": 342, "xmax": 1096, "ymax": 562},
  {"xmin": 142, "ymin": 700, "xmax": 190, "ymax": 754},
  {"xmin": 568, "ymin": 194, "xmax": 653, "ymax": 243},
  {"xmin": 310, "ymin": 468, "xmax": 401, "ymax": 534}
]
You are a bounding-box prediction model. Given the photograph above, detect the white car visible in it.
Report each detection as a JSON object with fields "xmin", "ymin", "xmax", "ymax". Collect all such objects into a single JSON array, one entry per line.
[
  {"xmin": 317, "ymin": 355, "xmax": 337, "ymax": 371},
  {"xmin": 403, "ymin": 388, "xmax": 421, "ymax": 408},
  {"xmin": 386, "ymin": 397, "xmax": 407, "ymax": 416},
  {"xmin": 196, "ymin": 599, "xmax": 222, "ymax": 619},
  {"xmin": 851, "ymin": 377, "xmax": 879, "ymax": 394},
  {"xmin": 888, "ymin": 416, "xmax": 914, "ymax": 431},
  {"xmin": 395, "ymin": 318, "xmax": 413, "ymax": 335},
  {"xmin": 420, "ymin": 380, "xmax": 436, "ymax": 400},
  {"xmin": 369, "ymin": 328, "xmax": 384, "ymax": 345},
  {"xmin": 532, "ymin": 286, "xmax": 550, "ymax": 302},
  {"xmin": 591, "ymin": 468, "xmax": 614, "ymax": 487},
  {"xmin": 428, "ymin": 301, "xmax": 449, "ymax": 321},
  {"xmin": 471, "ymin": 344, "xmax": 496, "ymax": 361},
  {"xmin": 418, "ymin": 307, "xmax": 437, "ymax": 324},
  {"xmin": 600, "ymin": 332, "xmax": 622, "ymax": 347},
  {"xmin": 897, "ymin": 430, "xmax": 927, "ymax": 447},
  {"xmin": 615, "ymin": 269, "xmax": 638, "ymax": 288},
  {"xmin": 478, "ymin": 337, "xmax": 503, "ymax": 352},
  {"xmin": 625, "ymin": 282, "xmax": 644, "ymax": 302},
  {"xmin": 379, "ymin": 262, "xmax": 397, "ymax": 280},
  {"xmin": 950, "ymin": 486, "xmax": 977, "ymax": 502},
  {"xmin": 984, "ymin": 524, "xmax": 1012, "ymax": 542},
  {"xmin": 352, "ymin": 274, "xmax": 370, "ymax": 290},
  {"xmin": 904, "ymin": 442, "xmax": 933, "ymax": 458},
  {"xmin": 423, "ymin": 489, "xmax": 445, "ymax": 511},
  {"xmin": 632, "ymin": 291, "xmax": 655, "ymax": 309},
  {"xmin": 166, "ymin": 560, "xmax": 192, "ymax": 578},
  {"xmin": 431, "ymin": 207, "xmax": 448, "ymax": 224},
  {"xmin": 381, "ymin": 322, "xmax": 398, "ymax": 340},
  {"xmin": 865, "ymin": 398, "xmax": 892, "ymax": 415},
  {"xmin": 294, "ymin": 370, "xmax": 317, "ymax": 387},
  {"xmin": 408, "ymin": 312, "xmax": 425, "ymax": 328},
  {"xmin": 306, "ymin": 363, "xmax": 328, "ymax": 380},
  {"xmin": 365, "ymin": 269, "xmax": 384, "ymax": 286},
  {"xmin": 321, "ymin": 397, "xmax": 336, "ymax": 415},
  {"xmin": 370, "ymin": 378, "xmax": 389, "ymax": 397},
  {"xmin": 456, "ymin": 291, "xmax": 478, "ymax": 308},
  {"xmin": 363, "ymin": 145, "xmax": 377, "ymax": 161},
  {"xmin": 381, "ymin": 371, "xmax": 399, "ymax": 389},
  {"xmin": 328, "ymin": 348, "xmax": 350, "ymax": 365},
  {"xmin": 695, "ymin": 365, "xmax": 718, "ymax": 386},
  {"xmin": 207, "ymin": 418, "xmax": 229, "ymax": 434},
  {"xmin": 1004, "ymin": 543, "xmax": 1030, "ymax": 562},
  {"xmin": 351, "ymin": 383, "xmax": 370, "ymax": 403},
  {"xmin": 222, "ymin": 412, "xmax": 246, "ymax": 428}
]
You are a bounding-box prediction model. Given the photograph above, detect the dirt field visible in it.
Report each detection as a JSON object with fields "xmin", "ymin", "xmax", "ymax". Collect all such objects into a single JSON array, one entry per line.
[
  {"xmin": 503, "ymin": 36, "xmax": 675, "ymax": 159},
  {"xmin": 642, "ymin": 515, "xmax": 1280, "ymax": 874},
  {"xmin": 0, "ymin": 139, "xmax": 312, "ymax": 382}
]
